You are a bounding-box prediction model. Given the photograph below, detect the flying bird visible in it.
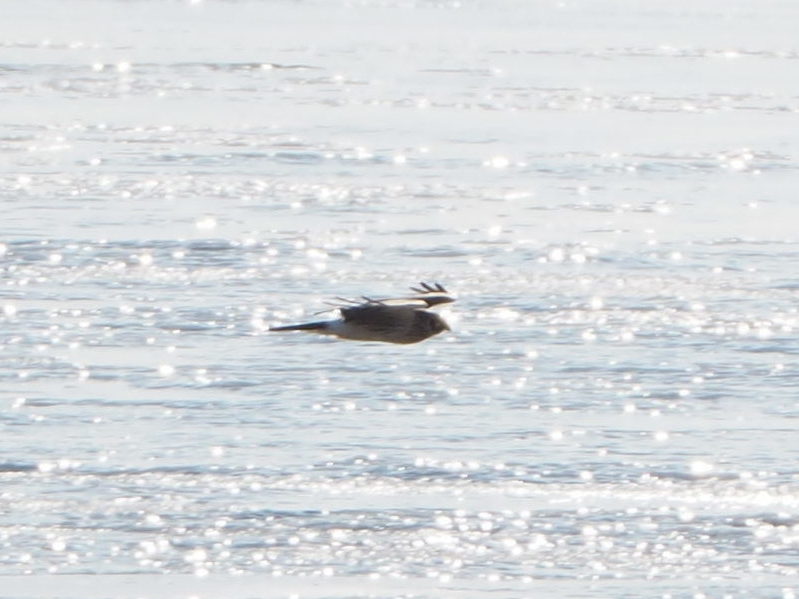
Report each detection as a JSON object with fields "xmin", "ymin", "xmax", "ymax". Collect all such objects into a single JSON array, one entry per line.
[{"xmin": 269, "ymin": 282, "xmax": 454, "ymax": 344}]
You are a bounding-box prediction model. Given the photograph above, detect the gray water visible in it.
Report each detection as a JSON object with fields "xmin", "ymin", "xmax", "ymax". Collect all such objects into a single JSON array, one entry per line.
[{"xmin": 2, "ymin": 1, "xmax": 799, "ymax": 597}]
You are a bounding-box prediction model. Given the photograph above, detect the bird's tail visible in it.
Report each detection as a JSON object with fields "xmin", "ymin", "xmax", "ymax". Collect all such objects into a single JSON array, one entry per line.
[{"xmin": 269, "ymin": 321, "xmax": 330, "ymax": 332}]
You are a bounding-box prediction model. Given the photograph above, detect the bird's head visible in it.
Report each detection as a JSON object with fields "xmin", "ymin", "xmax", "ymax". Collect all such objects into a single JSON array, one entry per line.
[{"xmin": 422, "ymin": 311, "xmax": 450, "ymax": 336}]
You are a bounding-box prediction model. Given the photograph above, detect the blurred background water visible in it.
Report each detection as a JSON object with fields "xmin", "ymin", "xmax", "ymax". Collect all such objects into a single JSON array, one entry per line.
[{"xmin": 2, "ymin": 0, "xmax": 799, "ymax": 597}]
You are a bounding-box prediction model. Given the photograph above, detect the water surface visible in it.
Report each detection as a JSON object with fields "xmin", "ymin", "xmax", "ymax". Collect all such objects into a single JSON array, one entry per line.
[{"xmin": 2, "ymin": 1, "xmax": 799, "ymax": 597}]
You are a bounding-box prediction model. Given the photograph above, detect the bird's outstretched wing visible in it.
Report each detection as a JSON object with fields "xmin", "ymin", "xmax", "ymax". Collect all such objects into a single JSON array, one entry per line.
[
  {"xmin": 369, "ymin": 282, "xmax": 455, "ymax": 309},
  {"xmin": 408, "ymin": 282, "xmax": 454, "ymax": 307},
  {"xmin": 319, "ymin": 282, "xmax": 454, "ymax": 313},
  {"xmin": 410, "ymin": 282, "xmax": 448, "ymax": 295}
]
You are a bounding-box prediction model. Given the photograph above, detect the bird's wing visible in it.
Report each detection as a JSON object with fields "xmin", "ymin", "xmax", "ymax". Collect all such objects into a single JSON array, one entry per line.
[
  {"xmin": 410, "ymin": 282, "xmax": 448, "ymax": 295},
  {"xmin": 365, "ymin": 297, "xmax": 435, "ymax": 309},
  {"xmin": 409, "ymin": 282, "xmax": 454, "ymax": 306},
  {"xmin": 325, "ymin": 282, "xmax": 453, "ymax": 313},
  {"xmin": 374, "ymin": 282, "xmax": 455, "ymax": 309}
]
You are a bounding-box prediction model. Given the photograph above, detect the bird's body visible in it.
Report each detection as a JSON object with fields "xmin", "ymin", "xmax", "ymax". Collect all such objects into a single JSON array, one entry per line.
[{"xmin": 269, "ymin": 283, "xmax": 453, "ymax": 344}]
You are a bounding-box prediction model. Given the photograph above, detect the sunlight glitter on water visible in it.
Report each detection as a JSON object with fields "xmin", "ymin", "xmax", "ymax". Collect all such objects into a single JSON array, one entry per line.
[{"xmin": 3, "ymin": 0, "xmax": 799, "ymax": 597}]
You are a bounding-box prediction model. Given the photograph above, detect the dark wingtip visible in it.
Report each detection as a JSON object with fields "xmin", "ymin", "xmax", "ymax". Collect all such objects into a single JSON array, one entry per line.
[{"xmin": 411, "ymin": 281, "xmax": 448, "ymax": 294}]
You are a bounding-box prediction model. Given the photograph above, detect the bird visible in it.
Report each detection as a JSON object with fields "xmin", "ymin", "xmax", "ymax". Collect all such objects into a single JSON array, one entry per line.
[{"xmin": 269, "ymin": 282, "xmax": 454, "ymax": 344}]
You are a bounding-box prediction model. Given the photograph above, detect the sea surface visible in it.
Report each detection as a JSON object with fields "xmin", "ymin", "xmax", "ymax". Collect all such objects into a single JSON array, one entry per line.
[{"xmin": 2, "ymin": 1, "xmax": 799, "ymax": 597}]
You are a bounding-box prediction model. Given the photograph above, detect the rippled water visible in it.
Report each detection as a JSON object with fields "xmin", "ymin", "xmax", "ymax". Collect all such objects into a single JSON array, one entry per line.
[{"xmin": 2, "ymin": 0, "xmax": 799, "ymax": 597}]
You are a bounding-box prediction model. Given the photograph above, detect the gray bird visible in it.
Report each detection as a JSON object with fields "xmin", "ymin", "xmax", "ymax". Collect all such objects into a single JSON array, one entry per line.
[{"xmin": 269, "ymin": 282, "xmax": 454, "ymax": 344}]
